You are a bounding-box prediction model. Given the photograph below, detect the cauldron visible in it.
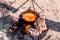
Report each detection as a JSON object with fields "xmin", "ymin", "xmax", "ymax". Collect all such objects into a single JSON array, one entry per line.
[{"xmin": 16, "ymin": 9, "xmax": 38, "ymax": 34}]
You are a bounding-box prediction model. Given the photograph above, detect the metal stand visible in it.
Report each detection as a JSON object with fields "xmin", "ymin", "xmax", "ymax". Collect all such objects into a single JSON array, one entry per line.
[{"xmin": 13, "ymin": 0, "xmax": 42, "ymax": 13}]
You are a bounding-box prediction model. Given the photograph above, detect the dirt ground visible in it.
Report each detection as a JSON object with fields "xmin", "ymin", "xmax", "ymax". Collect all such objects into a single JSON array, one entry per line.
[{"xmin": 0, "ymin": 0, "xmax": 60, "ymax": 40}]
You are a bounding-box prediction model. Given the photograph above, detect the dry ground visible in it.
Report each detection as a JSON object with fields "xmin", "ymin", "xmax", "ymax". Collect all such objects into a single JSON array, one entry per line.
[{"xmin": 0, "ymin": 0, "xmax": 60, "ymax": 40}]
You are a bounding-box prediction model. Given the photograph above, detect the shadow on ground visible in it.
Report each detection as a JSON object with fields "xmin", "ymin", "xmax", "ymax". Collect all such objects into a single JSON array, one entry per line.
[{"xmin": 45, "ymin": 19, "xmax": 60, "ymax": 32}]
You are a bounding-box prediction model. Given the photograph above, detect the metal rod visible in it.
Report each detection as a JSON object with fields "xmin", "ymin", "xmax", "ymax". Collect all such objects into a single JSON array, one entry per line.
[
  {"xmin": 13, "ymin": 0, "xmax": 29, "ymax": 12},
  {"xmin": 33, "ymin": 0, "xmax": 43, "ymax": 11},
  {"xmin": 31, "ymin": 0, "xmax": 35, "ymax": 11}
]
